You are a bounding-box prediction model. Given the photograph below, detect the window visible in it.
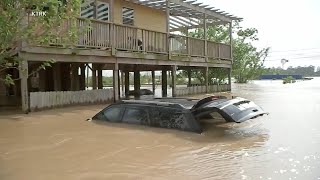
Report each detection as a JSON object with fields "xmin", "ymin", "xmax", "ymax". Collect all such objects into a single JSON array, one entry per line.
[
  {"xmin": 97, "ymin": 2, "xmax": 109, "ymax": 21},
  {"xmin": 149, "ymin": 107, "xmax": 189, "ymax": 130},
  {"xmin": 122, "ymin": 7, "xmax": 134, "ymax": 26},
  {"xmin": 122, "ymin": 107, "xmax": 149, "ymax": 125},
  {"xmin": 100, "ymin": 105, "xmax": 125, "ymax": 122},
  {"xmin": 80, "ymin": 0, "xmax": 94, "ymax": 19}
]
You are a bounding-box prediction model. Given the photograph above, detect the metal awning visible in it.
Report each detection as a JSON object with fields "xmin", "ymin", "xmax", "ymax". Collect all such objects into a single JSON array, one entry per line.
[{"xmin": 124, "ymin": 0, "xmax": 242, "ymax": 31}]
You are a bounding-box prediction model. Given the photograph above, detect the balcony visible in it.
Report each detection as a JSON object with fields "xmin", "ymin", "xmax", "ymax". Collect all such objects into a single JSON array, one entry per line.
[{"xmin": 27, "ymin": 17, "xmax": 232, "ymax": 63}]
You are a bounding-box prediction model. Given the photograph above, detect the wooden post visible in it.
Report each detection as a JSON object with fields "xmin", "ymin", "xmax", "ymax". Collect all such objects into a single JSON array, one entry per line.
[
  {"xmin": 162, "ymin": 70, "xmax": 167, "ymax": 97},
  {"xmin": 134, "ymin": 70, "xmax": 140, "ymax": 94},
  {"xmin": 166, "ymin": 0, "xmax": 171, "ymax": 58},
  {"xmin": 124, "ymin": 71, "xmax": 129, "ymax": 96},
  {"xmin": 53, "ymin": 63, "xmax": 62, "ymax": 91},
  {"xmin": 38, "ymin": 68, "xmax": 46, "ymax": 92},
  {"xmin": 228, "ymin": 68, "xmax": 232, "ymax": 89},
  {"xmin": 19, "ymin": 60, "xmax": 29, "ymax": 113},
  {"xmin": 187, "ymin": 69, "xmax": 191, "ymax": 87},
  {"xmin": 92, "ymin": 64, "xmax": 97, "ymax": 90},
  {"xmin": 71, "ymin": 63, "xmax": 80, "ymax": 91},
  {"xmin": 151, "ymin": 70, "xmax": 156, "ymax": 94},
  {"xmin": 113, "ymin": 63, "xmax": 119, "ymax": 101},
  {"xmin": 80, "ymin": 64, "xmax": 86, "ymax": 90},
  {"xmin": 121, "ymin": 71, "xmax": 124, "ymax": 96},
  {"xmin": 204, "ymin": 13, "xmax": 208, "ymax": 59},
  {"xmin": 205, "ymin": 66, "xmax": 209, "ymax": 93},
  {"xmin": 172, "ymin": 66, "xmax": 177, "ymax": 97},
  {"xmin": 229, "ymin": 21, "xmax": 233, "ymax": 61},
  {"xmin": 97, "ymin": 68, "xmax": 103, "ymax": 89}
]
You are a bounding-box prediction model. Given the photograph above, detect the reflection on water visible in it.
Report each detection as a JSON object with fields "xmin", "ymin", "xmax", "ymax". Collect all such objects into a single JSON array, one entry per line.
[{"xmin": 1, "ymin": 78, "xmax": 320, "ymax": 179}]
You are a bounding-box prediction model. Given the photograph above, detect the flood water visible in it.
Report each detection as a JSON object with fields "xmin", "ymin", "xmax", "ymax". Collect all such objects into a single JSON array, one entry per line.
[{"xmin": 1, "ymin": 78, "xmax": 320, "ymax": 180}]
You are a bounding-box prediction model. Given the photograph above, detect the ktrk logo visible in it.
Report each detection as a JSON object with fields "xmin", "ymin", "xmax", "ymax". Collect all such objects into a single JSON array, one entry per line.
[{"xmin": 30, "ymin": 11, "xmax": 47, "ymax": 16}]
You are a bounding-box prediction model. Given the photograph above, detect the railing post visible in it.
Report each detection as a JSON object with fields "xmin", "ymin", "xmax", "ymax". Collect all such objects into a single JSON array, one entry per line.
[{"xmin": 166, "ymin": 0, "xmax": 171, "ymax": 58}]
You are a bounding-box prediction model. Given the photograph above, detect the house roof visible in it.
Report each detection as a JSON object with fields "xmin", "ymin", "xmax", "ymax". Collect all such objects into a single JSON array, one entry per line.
[{"xmin": 125, "ymin": 0, "xmax": 242, "ymax": 31}]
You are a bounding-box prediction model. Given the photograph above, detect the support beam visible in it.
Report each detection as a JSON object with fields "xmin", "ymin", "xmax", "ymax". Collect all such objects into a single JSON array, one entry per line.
[
  {"xmin": 124, "ymin": 71, "xmax": 129, "ymax": 97},
  {"xmin": 162, "ymin": 70, "xmax": 167, "ymax": 97},
  {"xmin": 172, "ymin": 66, "xmax": 177, "ymax": 97},
  {"xmin": 121, "ymin": 71, "xmax": 125, "ymax": 97},
  {"xmin": 19, "ymin": 60, "xmax": 29, "ymax": 113},
  {"xmin": 80, "ymin": 64, "xmax": 86, "ymax": 90},
  {"xmin": 166, "ymin": 0, "xmax": 171, "ymax": 56},
  {"xmin": 92, "ymin": 64, "xmax": 97, "ymax": 90},
  {"xmin": 38, "ymin": 68, "xmax": 46, "ymax": 92},
  {"xmin": 228, "ymin": 68, "xmax": 232, "ymax": 86},
  {"xmin": 97, "ymin": 68, "xmax": 103, "ymax": 89},
  {"xmin": 188, "ymin": 69, "xmax": 191, "ymax": 87},
  {"xmin": 53, "ymin": 63, "xmax": 62, "ymax": 91},
  {"xmin": 134, "ymin": 70, "xmax": 140, "ymax": 94},
  {"xmin": 71, "ymin": 63, "xmax": 80, "ymax": 91},
  {"xmin": 151, "ymin": 70, "xmax": 156, "ymax": 94},
  {"xmin": 205, "ymin": 66, "xmax": 209, "ymax": 93},
  {"xmin": 113, "ymin": 63, "xmax": 119, "ymax": 102}
]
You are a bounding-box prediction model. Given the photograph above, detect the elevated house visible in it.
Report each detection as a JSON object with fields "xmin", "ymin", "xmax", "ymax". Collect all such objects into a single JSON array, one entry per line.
[{"xmin": 0, "ymin": 0, "xmax": 242, "ymax": 112}]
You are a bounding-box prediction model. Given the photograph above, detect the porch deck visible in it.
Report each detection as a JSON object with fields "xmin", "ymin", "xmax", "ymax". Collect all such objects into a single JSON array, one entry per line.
[{"xmin": 22, "ymin": 18, "xmax": 231, "ymax": 67}]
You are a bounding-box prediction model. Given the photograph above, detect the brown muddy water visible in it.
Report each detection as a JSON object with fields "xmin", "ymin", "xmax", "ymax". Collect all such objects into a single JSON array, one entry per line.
[{"xmin": 1, "ymin": 78, "xmax": 320, "ymax": 180}]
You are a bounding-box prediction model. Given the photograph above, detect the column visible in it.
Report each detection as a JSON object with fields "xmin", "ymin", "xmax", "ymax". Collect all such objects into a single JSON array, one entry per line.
[
  {"xmin": 38, "ymin": 68, "xmax": 46, "ymax": 91},
  {"xmin": 19, "ymin": 60, "xmax": 29, "ymax": 113},
  {"xmin": 80, "ymin": 64, "xmax": 86, "ymax": 90},
  {"xmin": 205, "ymin": 66, "xmax": 209, "ymax": 93},
  {"xmin": 134, "ymin": 70, "xmax": 140, "ymax": 94},
  {"xmin": 92, "ymin": 64, "xmax": 97, "ymax": 90},
  {"xmin": 124, "ymin": 71, "xmax": 129, "ymax": 97},
  {"xmin": 172, "ymin": 66, "xmax": 176, "ymax": 97},
  {"xmin": 187, "ymin": 69, "xmax": 191, "ymax": 87},
  {"xmin": 121, "ymin": 71, "xmax": 125, "ymax": 96},
  {"xmin": 228, "ymin": 68, "xmax": 232, "ymax": 91},
  {"xmin": 162, "ymin": 70, "xmax": 167, "ymax": 97},
  {"xmin": 53, "ymin": 63, "xmax": 62, "ymax": 91},
  {"xmin": 113, "ymin": 63, "xmax": 119, "ymax": 101},
  {"xmin": 71, "ymin": 63, "xmax": 79, "ymax": 91},
  {"xmin": 97, "ymin": 68, "xmax": 103, "ymax": 89},
  {"xmin": 151, "ymin": 70, "xmax": 155, "ymax": 94}
]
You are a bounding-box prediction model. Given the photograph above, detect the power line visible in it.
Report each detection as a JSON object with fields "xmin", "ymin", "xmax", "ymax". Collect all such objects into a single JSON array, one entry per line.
[
  {"xmin": 265, "ymin": 55, "xmax": 320, "ymax": 61},
  {"xmin": 268, "ymin": 47, "xmax": 320, "ymax": 53}
]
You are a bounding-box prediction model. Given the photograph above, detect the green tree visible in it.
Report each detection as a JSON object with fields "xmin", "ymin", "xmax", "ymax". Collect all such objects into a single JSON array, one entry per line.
[
  {"xmin": 185, "ymin": 22, "xmax": 270, "ymax": 83},
  {"xmin": 0, "ymin": 0, "xmax": 81, "ymax": 85}
]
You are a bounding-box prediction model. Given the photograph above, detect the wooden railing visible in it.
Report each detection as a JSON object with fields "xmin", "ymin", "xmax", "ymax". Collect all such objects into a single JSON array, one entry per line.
[{"xmin": 28, "ymin": 17, "xmax": 231, "ymax": 59}]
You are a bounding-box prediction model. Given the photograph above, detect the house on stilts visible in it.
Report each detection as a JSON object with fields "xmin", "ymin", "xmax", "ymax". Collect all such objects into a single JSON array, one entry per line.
[{"xmin": 0, "ymin": 0, "xmax": 242, "ymax": 112}]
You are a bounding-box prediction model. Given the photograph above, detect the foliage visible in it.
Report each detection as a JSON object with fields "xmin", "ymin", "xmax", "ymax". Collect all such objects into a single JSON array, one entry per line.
[
  {"xmin": 0, "ymin": 0, "xmax": 81, "ymax": 85},
  {"xmin": 185, "ymin": 22, "xmax": 270, "ymax": 84},
  {"xmin": 263, "ymin": 65, "xmax": 320, "ymax": 77},
  {"xmin": 283, "ymin": 76, "xmax": 296, "ymax": 84}
]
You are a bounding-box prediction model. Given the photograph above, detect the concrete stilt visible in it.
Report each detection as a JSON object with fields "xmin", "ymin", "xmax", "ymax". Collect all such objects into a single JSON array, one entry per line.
[
  {"xmin": 124, "ymin": 71, "xmax": 129, "ymax": 97},
  {"xmin": 134, "ymin": 70, "xmax": 140, "ymax": 94},
  {"xmin": 80, "ymin": 64, "xmax": 86, "ymax": 90},
  {"xmin": 113, "ymin": 63, "xmax": 119, "ymax": 102},
  {"xmin": 162, "ymin": 70, "xmax": 167, "ymax": 97},
  {"xmin": 97, "ymin": 68, "xmax": 103, "ymax": 89},
  {"xmin": 71, "ymin": 63, "xmax": 79, "ymax": 91},
  {"xmin": 205, "ymin": 66, "xmax": 209, "ymax": 93},
  {"xmin": 187, "ymin": 69, "xmax": 192, "ymax": 87},
  {"xmin": 92, "ymin": 64, "xmax": 97, "ymax": 90},
  {"xmin": 172, "ymin": 66, "xmax": 177, "ymax": 97},
  {"xmin": 53, "ymin": 63, "xmax": 62, "ymax": 91},
  {"xmin": 19, "ymin": 60, "xmax": 29, "ymax": 113},
  {"xmin": 151, "ymin": 70, "xmax": 155, "ymax": 94}
]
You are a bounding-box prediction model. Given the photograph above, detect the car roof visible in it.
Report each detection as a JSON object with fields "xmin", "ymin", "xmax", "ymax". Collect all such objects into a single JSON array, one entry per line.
[{"xmin": 119, "ymin": 98, "xmax": 199, "ymax": 109}]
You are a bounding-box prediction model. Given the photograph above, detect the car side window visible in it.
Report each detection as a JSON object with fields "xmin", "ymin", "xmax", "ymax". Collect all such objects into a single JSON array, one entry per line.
[
  {"xmin": 122, "ymin": 106, "xmax": 149, "ymax": 125},
  {"xmin": 149, "ymin": 107, "xmax": 188, "ymax": 130},
  {"xmin": 102, "ymin": 105, "xmax": 125, "ymax": 122}
]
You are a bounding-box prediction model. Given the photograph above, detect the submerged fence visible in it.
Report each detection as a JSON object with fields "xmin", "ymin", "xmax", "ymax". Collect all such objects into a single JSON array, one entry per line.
[
  {"xmin": 30, "ymin": 89, "xmax": 114, "ymax": 111},
  {"xmin": 176, "ymin": 84, "xmax": 231, "ymax": 96}
]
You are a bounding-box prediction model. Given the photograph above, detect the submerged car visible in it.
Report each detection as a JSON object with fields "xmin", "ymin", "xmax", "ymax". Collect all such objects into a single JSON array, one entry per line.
[{"xmin": 88, "ymin": 96, "xmax": 268, "ymax": 133}]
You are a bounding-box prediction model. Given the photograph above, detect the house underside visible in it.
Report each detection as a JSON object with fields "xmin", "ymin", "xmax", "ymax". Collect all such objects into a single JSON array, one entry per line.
[{"xmin": 0, "ymin": 0, "xmax": 242, "ymax": 112}]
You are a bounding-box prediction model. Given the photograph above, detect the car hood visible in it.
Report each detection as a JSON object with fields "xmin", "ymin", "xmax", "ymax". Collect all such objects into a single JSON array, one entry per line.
[{"xmin": 192, "ymin": 97, "xmax": 268, "ymax": 123}]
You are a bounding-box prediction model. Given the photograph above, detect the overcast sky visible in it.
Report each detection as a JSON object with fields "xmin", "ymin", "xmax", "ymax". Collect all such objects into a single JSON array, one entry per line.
[{"xmin": 198, "ymin": 0, "xmax": 320, "ymax": 68}]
